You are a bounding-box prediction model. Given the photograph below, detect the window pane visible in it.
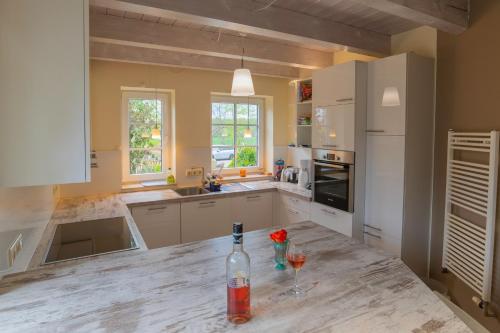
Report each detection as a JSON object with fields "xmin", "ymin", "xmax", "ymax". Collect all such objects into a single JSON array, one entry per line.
[
  {"xmin": 236, "ymin": 126, "xmax": 258, "ymax": 146},
  {"xmin": 212, "ymin": 125, "xmax": 234, "ymax": 146},
  {"xmin": 212, "ymin": 103, "xmax": 234, "ymax": 124},
  {"xmin": 128, "ymin": 99, "xmax": 162, "ymax": 149},
  {"xmin": 130, "ymin": 149, "xmax": 162, "ymax": 175},
  {"xmin": 212, "ymin": 148, "xmax": 235, "ymax": 168},
  {"xmin": 236, "ymin": 103, "xmax": 258, "ymax": 125},
  {"xmin": 236, "ymin": 147, "xmax": 257, "ymax": 167}
]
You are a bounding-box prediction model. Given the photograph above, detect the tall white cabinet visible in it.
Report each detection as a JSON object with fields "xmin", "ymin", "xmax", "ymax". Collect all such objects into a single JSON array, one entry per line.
[
  {"xmin": 364, "ymin": 53, "xmax": 435, "ymax": 277},
  {"xmin": 312, "ymin": 61, "xmax": 367, "ymax": 239},
  {"xmin": 0, "ymin": 0, "xmax": 90, "ymax": 187}
]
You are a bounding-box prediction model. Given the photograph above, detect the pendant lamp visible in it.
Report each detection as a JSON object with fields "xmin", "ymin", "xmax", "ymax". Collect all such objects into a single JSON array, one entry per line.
[{"xmin": 231, "ymin": 47, "xmax": 255, "ymax": 97}]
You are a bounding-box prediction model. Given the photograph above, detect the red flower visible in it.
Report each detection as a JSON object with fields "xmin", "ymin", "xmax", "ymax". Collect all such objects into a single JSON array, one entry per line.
[{"xmin": 269, "ymin": 229, "xmax": 288, "ymax": 243}]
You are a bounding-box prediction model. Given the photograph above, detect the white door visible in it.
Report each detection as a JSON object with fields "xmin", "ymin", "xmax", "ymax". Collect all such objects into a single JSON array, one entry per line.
[
  {"xmin": 312, "ymin": 104, "xmax": 355, "ymax": 150},
  {"xmin": 0, "ymin": 0, "xmax": 89, "ymax": 187},
  {"xmin": 181, "ymin": 198, "xmax": 234, "ymax": 243},
  {"xmin": 367, "ymin": 54, "xmax": 407, "ymax": 135},
  {"xmin": 364, "ymin": 135, "xmax": 405, "ymax": 243},
  {"xmin": 313, "ymin": 62, "xmax": 356, "ymax": 107},
  {"xmin": 232, "ymin": 192, "xmax": 273, "ymax": 231}
]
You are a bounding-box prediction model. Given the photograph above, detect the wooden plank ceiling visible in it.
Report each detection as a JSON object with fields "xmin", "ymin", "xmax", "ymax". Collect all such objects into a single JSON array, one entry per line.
[{"xmin": 89, "ymin": 0, "xmax": 469, "ymax": 78}]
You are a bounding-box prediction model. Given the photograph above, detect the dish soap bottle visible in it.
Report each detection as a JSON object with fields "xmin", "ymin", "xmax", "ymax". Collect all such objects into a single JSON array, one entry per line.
[{"xmin": 166, "ymin": 168, "xmax": 176, "ymax": 185}]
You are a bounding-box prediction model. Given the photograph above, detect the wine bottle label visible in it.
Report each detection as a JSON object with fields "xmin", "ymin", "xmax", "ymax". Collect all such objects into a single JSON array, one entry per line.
[{"xmin": 228, "ymin": 276, "xmax": 249, "ymax": 288}]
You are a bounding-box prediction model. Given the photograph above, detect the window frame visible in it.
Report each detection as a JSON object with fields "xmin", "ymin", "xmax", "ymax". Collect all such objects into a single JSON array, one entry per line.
[
  {"xmin": 210, "ymin": 95, "xmax": 264, "ymax": 174},
  {"xmin": 121, "ymin": 90, "xmax": 171, "ymax": 182}
]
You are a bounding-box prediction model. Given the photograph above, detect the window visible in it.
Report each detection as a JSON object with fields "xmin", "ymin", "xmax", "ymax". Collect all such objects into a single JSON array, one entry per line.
[
  {"xmin": 121, "ymin": 90, "xmax": 170, "ymax": 182},
  {"xmin": 211, "ymin": 96, "xmax": 263, "ymax": 171}
]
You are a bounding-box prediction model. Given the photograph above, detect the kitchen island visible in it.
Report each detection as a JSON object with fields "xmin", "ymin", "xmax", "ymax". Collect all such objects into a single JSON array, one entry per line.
[{"xmin": 0, "ymin": 221, "xmax": 469, "ymax": 332}]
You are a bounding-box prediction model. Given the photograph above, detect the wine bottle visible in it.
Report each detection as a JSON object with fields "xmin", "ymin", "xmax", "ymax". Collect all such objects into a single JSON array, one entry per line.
[{"xmin": 226, "ymin": 222, "xmax": 251, "ymax": 324}]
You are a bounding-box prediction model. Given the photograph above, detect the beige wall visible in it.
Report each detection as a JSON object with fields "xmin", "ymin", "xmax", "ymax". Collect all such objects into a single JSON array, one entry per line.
[
  {"xmin": 333, "ymin": 50, "xmax": 378, "ymax": 65},
  {"xmin": 430, "ymin": 0, "xmax": 500, "ymax": 330},
  {"xmin": 64, "ymin": 60, "xmax": 291, "ymax": 192},
  {"xmin": 391, "ymin": 26, "xmax": 437, "ymax": 58}
]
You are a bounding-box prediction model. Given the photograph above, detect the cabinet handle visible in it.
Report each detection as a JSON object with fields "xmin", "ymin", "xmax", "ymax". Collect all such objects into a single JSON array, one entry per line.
[
  {"xmin": 199, "ymin": 201, "xmax": 216, "ymax": 207},
  {"xmin": 366, "ymin": 129, "xmax": 385, "ymax": 133},
  {"xmin": 289, "ymin": 197, "xmax": 299, "ymax": 203},
  {"xmin": 364, "ymin": 231, "xmax": 382, "ymax": 239},
  {"xmin": 322, "ymin": 144, "xmax": 337, "ymax": 148},
  {"xmin": 287, "ymin": 208, "xmax": 299, "ymax": 215},
  {"xmin": 321, "ymin": 208, "xmax": 336, "ymax": 216},
  {"xmin": 364, "ymin": 224, "xmax": 382, "ymax": 232},
  {"xmin": 336, "ymin": 98, "xmax": 353, "ymax": 102},
  {"xmin": 247, "ymin": 195, "xmax": 261, "ymax": 200},
  {"xmin": 147, "ymin": 206, "xmax": 167, "ymax": 211}
]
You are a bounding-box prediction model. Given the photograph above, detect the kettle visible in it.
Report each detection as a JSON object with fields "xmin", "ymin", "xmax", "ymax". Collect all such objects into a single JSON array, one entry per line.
[{"xmin": 297, "ymin": 159, "xmax": 310, "ymax": 188}]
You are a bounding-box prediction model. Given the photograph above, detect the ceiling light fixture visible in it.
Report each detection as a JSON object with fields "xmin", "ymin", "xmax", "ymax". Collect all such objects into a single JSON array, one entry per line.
[
  {"xmin": 244, "ymin": 96, "xmax": 252, "ymax": 138},
  {"xmin": 152, "ymin": 87, "xmax": 161, "ymax": 140},
  {"xmin": 231, "ymin": 38, "xmax": 255, "ymax": 97},
  {"xmin": 382, "ymin": 86, "xmax": 401, "ymax": 107}
]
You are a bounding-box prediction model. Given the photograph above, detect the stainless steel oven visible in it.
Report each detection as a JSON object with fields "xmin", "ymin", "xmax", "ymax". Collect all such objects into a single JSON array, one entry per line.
[{"xmin": 312, "ymin": 149, "xmax": 354, "ymax": 213}]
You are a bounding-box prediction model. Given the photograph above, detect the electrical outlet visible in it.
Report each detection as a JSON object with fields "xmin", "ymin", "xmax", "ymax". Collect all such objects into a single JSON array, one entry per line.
[
  {"xmin": 8, "ymin": 234, "xmax": 23, "ymax": 267},
  {"xmin": 185, "ymin": 168, "xmax": 203, "ymax": 177}
]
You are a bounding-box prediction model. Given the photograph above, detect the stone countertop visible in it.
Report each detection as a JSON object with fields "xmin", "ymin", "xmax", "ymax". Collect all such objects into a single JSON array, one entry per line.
[
  {"xmin": 27, "ymin": 181, "xmax": 310, "ymax": 269},
  {"xmin": 120, "ymin": 180, "xmax": 311, "ymax": 207},
  {"xmin": 0, "ymin": 222, "xmax": 470, "ymax": 333}
]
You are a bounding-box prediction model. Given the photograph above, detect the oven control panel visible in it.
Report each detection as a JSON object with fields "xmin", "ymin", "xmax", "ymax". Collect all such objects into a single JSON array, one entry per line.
[{"xmin": 312, "ymin": 149, "xmax": 354, "ymax": 165}]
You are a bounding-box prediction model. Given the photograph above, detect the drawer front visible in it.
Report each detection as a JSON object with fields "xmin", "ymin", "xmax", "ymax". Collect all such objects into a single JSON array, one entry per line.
[
  {"xmin": 132, "ymin": 203, "xmax": 181, "ymax": 249},
  {"xmin": 181, "ymin": 198, "xmax": 233, "ymax": 243},
  {"xmin": 280, "ymin": 193, "xmax": 311, "ymax": 214},
  {"xmin": 233, "ymin": 192, "xmax": 273, "ymax": 232},
  {"xmin": 311, "ymin": 203, "xmax": 352, "ymax": 237},
  {"xmin": 363, "ymin": 229, "xmax": 401, "ymax": 257},
  {"xmin": 280, "ymin": 205, "xmax": 309, "ymax": 226}
]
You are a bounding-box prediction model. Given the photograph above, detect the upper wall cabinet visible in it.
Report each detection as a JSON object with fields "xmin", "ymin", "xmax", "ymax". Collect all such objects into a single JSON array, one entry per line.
[
  {"xmin": 313, "ymin": 61, "xmax": 356, "ymax": 107},
  {"xmin": 0, "ymin": 0, "xmax": 90, "ymax": 187},
  {"xmin": 366, "ymin": 54, "xmax": 407, "ymax": 135}
]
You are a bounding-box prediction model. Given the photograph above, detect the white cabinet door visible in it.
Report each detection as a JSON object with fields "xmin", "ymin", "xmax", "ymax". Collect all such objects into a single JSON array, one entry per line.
[
  {"xmin": 132, "ymin": 203, "xmax": 181, "ymax": 249},
  {"xmin": 367, "ymin": 54, "xmax": 407, "ymax": 135},
  {"xmin": 313, "ymin": 62, "xmax": 355, "ymax": 107},
  {"xmin": 181, "ymin": 198, "xmax": 233, "ymax": 243},
  {"xmin": 0, "ymin": 0, "xmax": 89, "ymax": 187},
  {"xmin": 311, "ymin": 203, "xmax": 352, "ymax": 237},
  {"xmin": 312, "ymin": 104, "xmax": 355, "ymax": 150},
  {"xmin": 232, "ymin": 192, "xmax": 273, "ymax": 232},
  {"xmin": 364, "ymin": 135, "xmax": 405, "ymax": 243},
  {"xmin": 279, "ymin": 205, "xmax": 309, "ymax": 226}
]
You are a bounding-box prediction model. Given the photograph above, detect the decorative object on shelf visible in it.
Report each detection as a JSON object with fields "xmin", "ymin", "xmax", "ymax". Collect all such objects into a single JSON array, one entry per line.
[
  {"xmin": 166, "ymin": 168, "xmax": 176, "ymax": 184},
  {"xmin": 270, "ymin": 229, "xmax": 288, "ymax": 270},
  {"xmin": 239, "ymin": 168, "xmax": 247, "ymax": 177},
  {"xmin": 231, "ymin": 36, "xmax": 254, "ymax": 97},
  {"xmin": 381, "ymin": 86, "xmax": 400, "ymax": 107},
  {"xmin": 299, "ymin": 81, "xmax": 312, "ymax": 102}
]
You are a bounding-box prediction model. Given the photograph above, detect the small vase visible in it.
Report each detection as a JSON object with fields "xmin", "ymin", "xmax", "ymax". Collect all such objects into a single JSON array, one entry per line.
[{"xmin": 273, "ymin": 240, "xmax": 288, "ymax": 270}]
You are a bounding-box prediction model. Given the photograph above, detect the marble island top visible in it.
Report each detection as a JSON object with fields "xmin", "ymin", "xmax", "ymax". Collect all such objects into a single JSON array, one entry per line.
[{"xmin": 0, "ymin": 222, "xmax": 470, "ymax": 333}]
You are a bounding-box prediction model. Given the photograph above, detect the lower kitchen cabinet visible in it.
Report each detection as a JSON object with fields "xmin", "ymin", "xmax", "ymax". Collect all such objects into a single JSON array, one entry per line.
[
  {"xmin": 181, "ymin": 197, "xmax": 234, "ymax": 243},
  {"xmin": 132, "ymin": 203, "xmax": 181, "ymax": 249},
  {"xmin": 278, "ymin": 193, "xmax": 310, "ymax": 226},
  {"xmin": 311, "ymin": 202, "xmax": 352, "ymax": 237},
  {"xmin": 231, "ymin": 192, "xmax": 273, "ymax": 232}
]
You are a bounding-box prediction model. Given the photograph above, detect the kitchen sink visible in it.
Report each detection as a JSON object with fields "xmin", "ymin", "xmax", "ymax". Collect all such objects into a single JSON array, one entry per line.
[
  {"xmin": 174, "ymin": 187, "xmax": 210, "ymax": 196},
  {"xmin": 44, "ymin": 217, "xmax": 138, "ymax": 264}
]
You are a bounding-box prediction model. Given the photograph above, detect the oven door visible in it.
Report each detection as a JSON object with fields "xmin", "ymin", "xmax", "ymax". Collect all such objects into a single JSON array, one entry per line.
[{"xmin": 313, "ymin": 161, "xmax": 354, "ymax": 212}]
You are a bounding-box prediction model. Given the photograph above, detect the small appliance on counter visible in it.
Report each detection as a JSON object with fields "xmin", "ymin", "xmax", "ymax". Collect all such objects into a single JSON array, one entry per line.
[
  {"xmin": 281, "ymin": 166, "xmax": 299, "ymax": 183},
  {"xmin": 273, "ymin": 159, "xmax": 285, "ymax": 181},
  {"xmin": 298, "ymin": 159, "xmax": 311, "ymax": 189}
]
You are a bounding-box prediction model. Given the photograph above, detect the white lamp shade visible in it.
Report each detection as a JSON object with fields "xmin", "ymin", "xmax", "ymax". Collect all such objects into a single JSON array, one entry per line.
[
  {"xmin": 151, "ymin": 128, "xmax": 161, "ymax": 140},
  {"xmin": 231, "ymin": 68, "xmax": 255, "ymax": 96},
  {"xmin": 382, "ymin": 86, "xmax": 400, "ymax": 107},
  {"xmin": 243, "ymin": 127, "xmax": 252, "ymax": 138}
]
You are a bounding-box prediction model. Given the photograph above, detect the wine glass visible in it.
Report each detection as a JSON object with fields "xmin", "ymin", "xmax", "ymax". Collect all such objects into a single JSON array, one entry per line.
[{"xmin": 286, "ymin": 240, "xmax": 306, "ymax": 295}]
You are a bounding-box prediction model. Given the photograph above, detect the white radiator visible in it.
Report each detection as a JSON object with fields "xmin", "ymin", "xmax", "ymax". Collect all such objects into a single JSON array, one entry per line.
[{"xmin": 442, "ymin": 131, "xmax": 499, "ymax": 303}]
